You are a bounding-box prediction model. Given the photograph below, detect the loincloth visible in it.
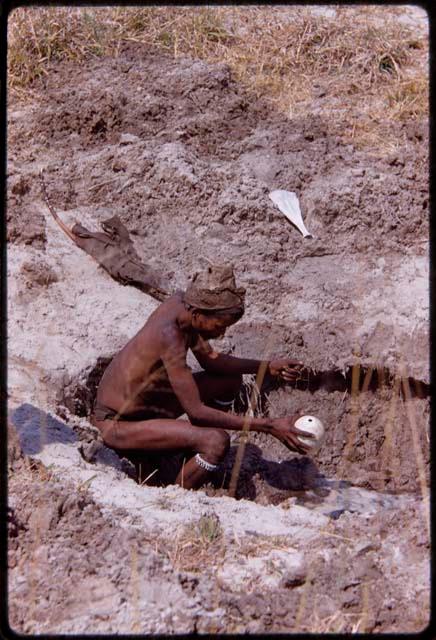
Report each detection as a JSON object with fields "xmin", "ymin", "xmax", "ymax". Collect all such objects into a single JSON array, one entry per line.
[{"xmin": 92, "ymin": 397, "xmax": 177, "ymax": 423}]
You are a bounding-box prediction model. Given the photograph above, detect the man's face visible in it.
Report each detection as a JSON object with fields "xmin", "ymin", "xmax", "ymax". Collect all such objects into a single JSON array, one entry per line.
[{"xmin": 192, "ymin": 312, "xmax": 240, "ymax": 339}]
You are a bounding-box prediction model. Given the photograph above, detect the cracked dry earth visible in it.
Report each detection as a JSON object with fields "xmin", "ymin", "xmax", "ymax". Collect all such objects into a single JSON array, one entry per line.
[{"xmin": 8, "ymin": 35, "xmax": 429, "ymax": 635}]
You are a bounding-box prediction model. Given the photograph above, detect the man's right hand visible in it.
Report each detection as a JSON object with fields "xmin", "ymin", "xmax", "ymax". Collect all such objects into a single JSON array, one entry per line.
[{"xmin": 270, "ymin": 415, "xmax": 315, "ymax": 455}]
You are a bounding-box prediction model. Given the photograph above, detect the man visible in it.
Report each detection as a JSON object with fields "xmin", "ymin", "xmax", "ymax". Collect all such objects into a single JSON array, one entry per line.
[{"xmin": 91, "ymin": 263, "xmax": 314, "ymax": 489}]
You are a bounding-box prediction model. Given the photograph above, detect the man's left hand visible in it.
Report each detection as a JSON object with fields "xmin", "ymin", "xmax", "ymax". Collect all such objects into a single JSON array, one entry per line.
[{"xmin": 268, "ymin": 358, "xmax": 304, "ymax": 383}]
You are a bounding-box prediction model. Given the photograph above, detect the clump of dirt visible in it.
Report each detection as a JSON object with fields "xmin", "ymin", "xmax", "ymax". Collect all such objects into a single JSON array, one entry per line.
[
  {"xmin": 19, "ymin": 260, "xmax": 59, "ymax": 288},
  {"xmin": 7, "ymin": 421, "xmax": 25, "ymax": 472},
  {"xmin": 7, "ymin": 207, "xmax": 47, "ymax": 248},
  {"xmin": 60, "ymin": 356, "xmax": 113, "ymax": 418},
  {"xmin": 7, "ymin": 171, "xmax": 47, "ymax": 247}
]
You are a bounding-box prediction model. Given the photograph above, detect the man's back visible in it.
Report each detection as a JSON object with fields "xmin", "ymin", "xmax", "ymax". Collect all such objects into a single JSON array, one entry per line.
[{"xmin": 95, "ymin": 292, "xmax": 188, "ymax": 416}]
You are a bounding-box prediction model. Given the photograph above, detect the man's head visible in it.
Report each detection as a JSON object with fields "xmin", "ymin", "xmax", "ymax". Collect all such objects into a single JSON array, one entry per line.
[
  {"xmin": 188, "ymin": 306, "xmax": 244, "ymax": 339},
  {"xmin": 184, "ymin": 262, "xmax": 245, "ymax": 339}
]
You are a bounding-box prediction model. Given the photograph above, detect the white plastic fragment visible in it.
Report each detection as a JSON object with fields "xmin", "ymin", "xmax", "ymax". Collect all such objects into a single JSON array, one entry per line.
[{"xmin": 269, "ymin": 190, "xmax": 313, "ymax": 238}]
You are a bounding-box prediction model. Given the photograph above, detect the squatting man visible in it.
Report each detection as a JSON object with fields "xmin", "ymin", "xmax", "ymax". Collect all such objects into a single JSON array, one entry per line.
[{"xmin": 92, "ymin": 264, "xmax": 315, "ymax": 489}]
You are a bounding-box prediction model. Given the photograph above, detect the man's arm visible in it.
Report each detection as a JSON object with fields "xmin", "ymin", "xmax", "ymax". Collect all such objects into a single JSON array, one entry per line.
[
  {"xmin": 191, "ymin": 336, "xmax": 304, "ymax": 382},
  {"xmin": 160, "ymin": 329, "xmax": 272, "ymax": 431},
  {"xmin": 160, "ymin": 330, "xmax": 313, "ymax": 454},
  {"xmin": 163, "ymin": 347, "xmax": 269, "ymax": 432},
  {"xmin": 191, "ymin": 336, "xmax": 267, "ymax": 376}
]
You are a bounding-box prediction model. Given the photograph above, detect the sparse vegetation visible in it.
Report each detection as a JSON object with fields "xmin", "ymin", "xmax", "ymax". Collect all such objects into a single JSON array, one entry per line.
[
  {"xmin": 8, "ymin": 5, "xmax": 428, "ymax": 152},
  {"xmin": 198, "ymin": 512, "xmax": 222, "ymax": 544},
  {"xmin": 165, "ymin": 512, "xmax": 224, "ymax": 572}
]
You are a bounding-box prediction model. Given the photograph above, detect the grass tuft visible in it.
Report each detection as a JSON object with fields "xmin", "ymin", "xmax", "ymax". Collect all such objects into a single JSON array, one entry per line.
[
  {"xmin": 198, "ymin": 512, "xmax": 222, "ymax": 544},
  {"xmin": 165, "ymin": 512, "xmax": 224, "ymax": 572}
]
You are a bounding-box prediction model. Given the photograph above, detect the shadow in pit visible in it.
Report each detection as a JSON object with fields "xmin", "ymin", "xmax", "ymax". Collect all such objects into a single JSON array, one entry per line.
[
  {"xmin": 9, "ymin": 403, "xmax": 127, "ymax": 473},
  {"xmin": 214, "ymin": 444, "xmax": 406, "ymax": 519},
  {"xmin": 276, "ymin": 366, "xmax": 429, "ymax": 398},
  {"xmin": 120, "ymin": 442, "xmax": 343, "ymax": 513},
  {"xmin": 10, "ymin": 403, "xmax": 78, "ymax": 454},
  {"xmin": 9, "ymin": 404, "xmax": 353, "ymax": 518},
  {"xmin": 215, "ymin": 443, "xmax": 342, "ymax": 504}
]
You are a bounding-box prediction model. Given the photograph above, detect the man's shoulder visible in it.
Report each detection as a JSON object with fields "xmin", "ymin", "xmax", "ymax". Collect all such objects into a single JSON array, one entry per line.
[
  {"xmin": 151, "ymin": 290, "xmax": 182, "ymax": 316},
  {"xmin": 157, "ymin": 299, "xmax": 187, "ymax": 345},
  {"xmin": 155, "ymin": 290, "xmax": 184, "ymax": 312}
]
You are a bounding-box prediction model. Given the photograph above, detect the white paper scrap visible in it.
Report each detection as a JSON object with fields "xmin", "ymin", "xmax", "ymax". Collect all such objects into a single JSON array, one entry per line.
[{"xmin": 269, "ymin": 190, "xmax": 313, "ymax": 238}]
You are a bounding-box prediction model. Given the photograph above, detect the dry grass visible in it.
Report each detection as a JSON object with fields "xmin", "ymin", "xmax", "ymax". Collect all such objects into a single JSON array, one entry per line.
[
  {"xmin": 8, "ymin": 6, "xmax": 428, "ymax": 152},
  {"xmin": 233, "ymin": 532, "xmax": 300, "ymax": 557},
  {"xmin": 164, "ymin": 513, "xmax": 225, "ymax": 573},
  {"xmin": 307, "ymin": 609, "xmax": 368, "ymax": 634}
]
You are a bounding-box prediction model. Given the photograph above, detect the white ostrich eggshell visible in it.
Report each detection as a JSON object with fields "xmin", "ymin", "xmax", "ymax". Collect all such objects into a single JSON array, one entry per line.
[{"xmin": 294, "ymin": 415, "xmax": 325, "ymax": 452}]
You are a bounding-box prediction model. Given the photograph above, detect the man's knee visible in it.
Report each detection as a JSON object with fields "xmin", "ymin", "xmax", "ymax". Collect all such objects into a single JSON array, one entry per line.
[
  {"xmin": 202, "ymin": 429, "xmax": 230, "ymax": 462},
  {"xmin": 92, "ymin": 419, "xmax": 119, "ymax": 449}
]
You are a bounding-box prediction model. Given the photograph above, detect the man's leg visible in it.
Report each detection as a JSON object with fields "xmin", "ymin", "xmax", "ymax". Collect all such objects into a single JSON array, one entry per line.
[
  {"xmin": 196, "ymin": 371, "xmax": 243, "ymax": 410},
  {"xmin": 94, "ymin": 416, "xmax": 230, "ymax": 490},
  {"xmin": 144, "ymin": 372, "xmax": 243, "ymax": 419}
]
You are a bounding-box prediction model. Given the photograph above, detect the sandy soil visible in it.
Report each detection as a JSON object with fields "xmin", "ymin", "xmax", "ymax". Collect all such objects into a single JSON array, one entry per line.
[{"xmin": 7, "ymin": 12, "xmax": 429, "ymax": 634}]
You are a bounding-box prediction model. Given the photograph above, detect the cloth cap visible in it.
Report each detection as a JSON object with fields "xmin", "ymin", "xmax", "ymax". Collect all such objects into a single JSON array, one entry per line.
[{"xmin": 184, "ymin": 263, "xmax": 245, "ymax": 312}]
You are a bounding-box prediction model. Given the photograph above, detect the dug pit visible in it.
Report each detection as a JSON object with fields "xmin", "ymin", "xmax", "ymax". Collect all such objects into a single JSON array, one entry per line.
[{"xmin": 59, "ymin": 344, "xmax": 430, "ymax": 503}]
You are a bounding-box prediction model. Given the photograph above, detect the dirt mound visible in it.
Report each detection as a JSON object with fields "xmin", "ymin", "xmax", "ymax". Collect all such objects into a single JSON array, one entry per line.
[
  {"xmin": 8, "ymin": 462, "xmax": 192, "ymax": 634},
  {"xmin": 8, "ymin": 45, "xmax": 428, "ymax": 379},
  {"xmin": 10, "ymin": 46, "xmax": 428, "ymax": 253},
  {"xmin": 8, "ymin": 455, "xmax": 429, "ymax": 634}
]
